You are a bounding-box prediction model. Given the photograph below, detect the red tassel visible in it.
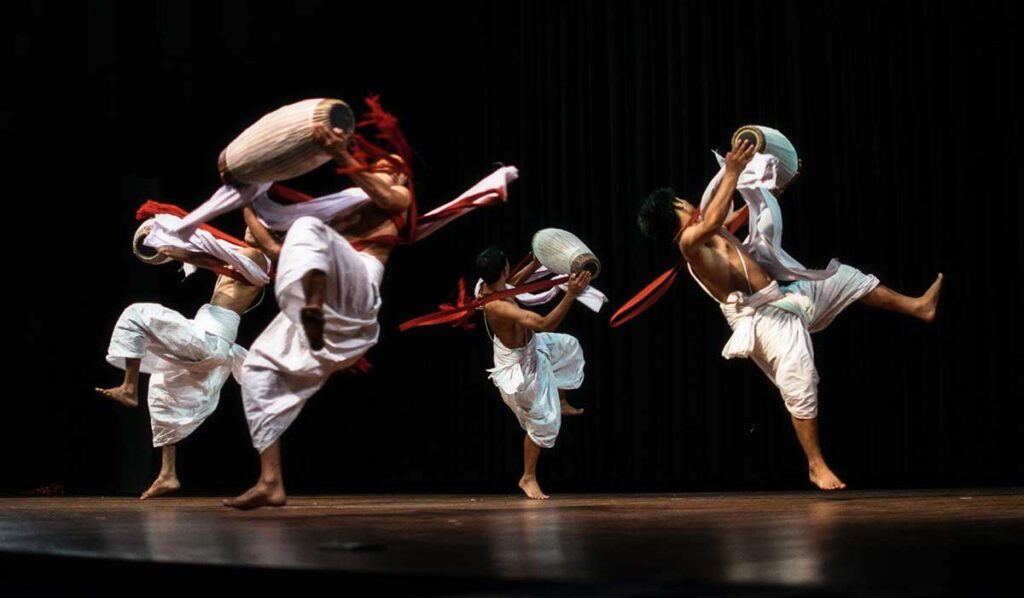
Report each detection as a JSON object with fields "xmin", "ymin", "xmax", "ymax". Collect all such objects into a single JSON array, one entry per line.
[{"xmin": 342, "ymin": 357, "xmax": 373, "ymax": 375}]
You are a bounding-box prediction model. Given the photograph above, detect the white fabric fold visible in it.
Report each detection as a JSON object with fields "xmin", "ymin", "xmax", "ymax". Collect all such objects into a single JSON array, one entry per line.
[
  {"xmin": 241, "ymin": 217, "xmax": 382, "ymax": 454},
  {"xmin": 487, "ymin": 332, "xmax": 584, "ymax": 449},
  {"xmin": 700, "ymin": 151, "xmax": 839, "ymax": 282},
  {"xmin": 105, "ymin": 303, "xmax": 246, "ymax": 447},
  {"xmin": 144, "ymin": 214, "xmax": 270, "ymax": 286},
  {"xmin": 472, "ymin": 266, "xmax": 607, "ymax": 312}
]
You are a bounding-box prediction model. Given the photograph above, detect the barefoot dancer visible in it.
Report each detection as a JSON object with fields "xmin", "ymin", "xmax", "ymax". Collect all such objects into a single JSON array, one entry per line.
[
  {"xmin": 97, "ymin": 227, "xmax": 268, "ymax": 499},
  {"xmin": 476, "ymin": 247, "xmax": 592, "ymax": 500},
  {"xmin": 224, "ymin": 124, "xmax": 412, "ymax": 509},
  {"xmin": 637, "ymin": 138, "xmax": 942, "ymax": 491}
]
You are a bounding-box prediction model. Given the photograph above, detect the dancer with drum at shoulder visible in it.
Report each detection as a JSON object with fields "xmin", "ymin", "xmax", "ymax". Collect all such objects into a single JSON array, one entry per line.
[
  {"xmin": 634, "ymin": 135, "xmax": 943, "ymax": 491},
  {"xmin": 475, "ymin": 246, "xmax": 593, "ymax": 500}
]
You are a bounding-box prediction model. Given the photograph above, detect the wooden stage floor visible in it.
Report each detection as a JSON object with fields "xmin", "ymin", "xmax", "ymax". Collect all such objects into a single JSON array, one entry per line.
[{"xmin": 1, "ymin": 489, "xmax": 1021, "ymax": 595}]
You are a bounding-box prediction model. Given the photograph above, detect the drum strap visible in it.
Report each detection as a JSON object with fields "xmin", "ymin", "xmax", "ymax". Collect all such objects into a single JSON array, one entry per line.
[{"xmin": 399, "ymin": 275, "xmax": 570, "ymax": 332}]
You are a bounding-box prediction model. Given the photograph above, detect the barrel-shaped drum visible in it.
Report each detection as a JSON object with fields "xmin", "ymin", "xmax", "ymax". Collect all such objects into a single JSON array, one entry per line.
[
  {"xmin": 731, "ymin": 124, "xmax": 800, "ymax": 194},
  {"xmin": 218, "ymin": 98, "xmax": 356, "ymax": 184},
  {"xmin": 531, "ymin": 228, "xmax": 601, "ymax": 279}
]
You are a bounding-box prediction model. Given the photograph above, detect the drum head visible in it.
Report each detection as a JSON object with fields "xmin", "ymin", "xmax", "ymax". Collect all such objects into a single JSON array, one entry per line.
[
  {"xmin": 328, "ymin": 103, "xmax": 356, "ymax": 134},
  {"xmin": 135, "ymin": 243, "xmax": 161, "ymax": 260},
  {"xmin": 732, "ymin": 126, "xmax": 766, "ymax": 153}
]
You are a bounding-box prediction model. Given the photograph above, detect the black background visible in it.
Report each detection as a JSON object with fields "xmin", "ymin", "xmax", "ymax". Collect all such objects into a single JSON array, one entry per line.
[{"xmin": 4, "ymin": 0, "xmax": 1021, "ymax": 496}]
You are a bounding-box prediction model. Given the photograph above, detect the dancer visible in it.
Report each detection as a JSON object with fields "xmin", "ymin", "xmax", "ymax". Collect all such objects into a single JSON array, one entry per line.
[{"xmin": 636, "ymin": 138, "xmax": 942, "ymax": 490}]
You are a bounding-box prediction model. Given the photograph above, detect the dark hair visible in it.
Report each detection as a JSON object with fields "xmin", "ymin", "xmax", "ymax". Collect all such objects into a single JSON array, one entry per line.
[
  {"xmin": 637, "ymin": 187, "xmax": 680, "ymax": 244},
  {"xmin": 475, "ymin": 245, "xmax": 507, "ymax": 283}
]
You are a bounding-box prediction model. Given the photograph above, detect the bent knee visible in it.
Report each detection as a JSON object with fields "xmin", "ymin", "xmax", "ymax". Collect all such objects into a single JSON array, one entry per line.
[{"xmin": 782, "ymin": 392, "xmax": 818, "ymax": 419}]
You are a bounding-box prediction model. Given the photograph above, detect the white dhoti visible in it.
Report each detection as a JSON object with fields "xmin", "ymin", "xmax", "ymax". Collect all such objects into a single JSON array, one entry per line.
[
  {"xmin": 488, "ymin": 332, "xmax": 585, "ymax": 449},
  {"xmin": 719, "ymin": 264, "xmax": 879, "ymax": 419},
  {"xmin": 241, "ymin": 217, "xmax": 383, "ymax": 453},
  {"xmin": 106, "ymin": 303, "xmax": 245, "ymax": 447},
  {"xmin": 693, "ymin": 149, "xmax": 880, "ymax": 419}
]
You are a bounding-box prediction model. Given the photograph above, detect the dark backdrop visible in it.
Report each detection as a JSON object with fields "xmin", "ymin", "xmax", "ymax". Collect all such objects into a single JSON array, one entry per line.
[{"xmin": 4, "ymin": 0, "xmax": 1021, "ymax": 495}]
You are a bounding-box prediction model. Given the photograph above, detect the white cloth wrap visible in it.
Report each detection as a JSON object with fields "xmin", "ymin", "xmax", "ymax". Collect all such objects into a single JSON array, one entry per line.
[
  {"xmin": 699, "ymin": 151, "xmax": 839, "ymax": 282},
  {"xmin": 165, "ymin": 165, "xmax": 518, "ymax": 239},
  {"xmin": 488, "ymin": 332, "xmax": 585, "ymax": 449},
  {"xmin": 472, "ymin": 266, "xmax": 608, "ymax": 312},
  {"xmin": 241, "ymin": 217, "xmax": 383, "ymax": 453},
  {"xmin": 717, "ymin": 264, "xmax": 879, "ymax": 419},
  {"xmin": 105, "ymin": 303, "xmax": 245, "ymax": 447},
  {"xmin": 143, "ymin": 214, "xmax": 270, "ymax": 287},
  {"xmin": 693, "ymin": 152, "xmax": 880, "ymax": 418}
]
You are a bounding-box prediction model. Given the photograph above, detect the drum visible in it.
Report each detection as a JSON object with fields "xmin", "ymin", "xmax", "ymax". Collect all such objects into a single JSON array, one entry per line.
[
  {"xmin": 218, "ymin": 98, "xmax": 356, "ymax": 184},
  {"xmin": 531, "ymin": 228, "xmax": 601, "ymax": 279},
  {"xmin": 133, "ymin": 218, "xmax": 171, "ymax": 265},
  {"xmin": 731, "ymin": 124, "xmax": 800, "ymax": 193}
]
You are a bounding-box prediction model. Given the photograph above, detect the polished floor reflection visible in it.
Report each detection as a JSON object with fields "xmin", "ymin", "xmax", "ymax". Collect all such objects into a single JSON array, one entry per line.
[{"xmin": 0, "ymin": 489, "xmax": 1020, "ymax": 594}]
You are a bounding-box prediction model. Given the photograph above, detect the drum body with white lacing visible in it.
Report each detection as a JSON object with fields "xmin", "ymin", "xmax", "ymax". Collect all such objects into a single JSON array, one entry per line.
[
  {"xmin": 218, "ymin": 98, "xmax": 356, "ymax": 185},
  {"xmin": 731, "ymin": 125, "xmax": 800, "ymax": 194},
  {"xmin": 531, "ymin": 228, "xmax": 601, "ymax": 279}
]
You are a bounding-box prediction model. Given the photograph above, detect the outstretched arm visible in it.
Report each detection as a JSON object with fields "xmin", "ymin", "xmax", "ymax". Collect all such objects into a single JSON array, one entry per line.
[
  {"xmin": 242, "ymin": 205, "xmax": 282, "ymax": 262},
  {"xmin": 485, "ymin": 271, "xmax": 591, "ymax": 332},
  {"xmin": 312, "ymin": 124, "xmax": 411, "ymax": 213},
  {"xmin": 680, "ymin": 138, "xmax": 755, "ymax": 255}
]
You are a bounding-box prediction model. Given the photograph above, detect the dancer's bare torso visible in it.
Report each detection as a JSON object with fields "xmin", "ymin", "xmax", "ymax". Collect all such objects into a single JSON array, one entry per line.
[
  {"xmin": 484, "ymin": 300, "xmax": 532, "ymax": 350},
  {"xmin": 210, "ymin": 247, "xmax": 267, "ymax": 314},
  {"xmin": 683, "ymin": 228, "xmax": 774, "ymax": 302},
  {"xmin": 329, "ymin": 201, "xmax": 402, "ymax": 266}
]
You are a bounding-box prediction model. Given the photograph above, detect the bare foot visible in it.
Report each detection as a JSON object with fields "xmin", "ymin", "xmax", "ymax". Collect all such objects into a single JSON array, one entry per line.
[
  {"xmin": 94, "ymin": 384, "xmax": 138, "ymax": 408},
  {"xmin": 300, "ymin": 306, "xmax": 325, "ymax": 351},
  {"xmin": 809, "ymin": 462, "xmax": 847, "ymax": 491},
  {"xmin": 560, "ymin": 399, "xmax": 584, "ymax": 416},
  {"xmin": 915, "ymin": 273, "xmax": 944, "ymax": 323},
  {"xmin": 518, "ymin": 476, "xmax": 549, "ymax": 500},
  {"xmin": 223, "ymin": 481, "xmax": 287, "ymax": 510},
  {"xmin": 140, "ymin": 474, "xmax": 180, "ymax": 500}
]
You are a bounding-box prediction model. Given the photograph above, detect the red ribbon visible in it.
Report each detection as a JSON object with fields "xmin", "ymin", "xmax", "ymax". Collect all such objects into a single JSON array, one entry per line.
[
  {"xmin": 399, "ymin": 274, "xmax": 569, "ymax": 332},
  {"xmin": 135, "ymin": 200, "xmax": 263, "ymax": 285}
]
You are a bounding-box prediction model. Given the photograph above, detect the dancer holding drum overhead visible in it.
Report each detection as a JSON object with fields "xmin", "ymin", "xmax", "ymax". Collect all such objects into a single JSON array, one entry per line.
[
  {"xmin": 633, "ymin": 132, "xmax": 943, "ymax": 491},
  {"xmin": 224, "ymin": 122, "xmax": 412, "ymax": 509},
  {"xmin": 142, "ymin": 95, "xmax": 516, "ymax": 508}
]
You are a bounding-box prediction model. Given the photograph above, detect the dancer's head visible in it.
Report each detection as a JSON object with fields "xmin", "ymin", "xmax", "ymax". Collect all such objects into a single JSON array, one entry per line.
[
  {"xmin": 638, "ymin": 187, "xmax": 697, "ymax": 246},
  {"xmin": 475, "ymin": 245, "xmax": 508, "ymax": 287}
]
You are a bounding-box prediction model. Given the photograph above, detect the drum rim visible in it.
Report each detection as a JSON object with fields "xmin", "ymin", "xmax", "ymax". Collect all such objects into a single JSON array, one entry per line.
[
  {"xmin": 133, "ymin": 219, "xmax": 172, "ymax": 266},
  {"xmin": 731, "ymin": 124, "xmax": 767, "ymax": 153}
]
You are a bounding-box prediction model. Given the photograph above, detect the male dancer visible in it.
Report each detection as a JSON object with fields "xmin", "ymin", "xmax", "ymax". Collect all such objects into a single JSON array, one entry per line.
[
  {"xmin": 98, "ymin": 229, "xmax": 268, "ymax": 499},
  {"xmin": 476, "ymin": 247, "xmax": 591, "ymax": 499},
  {"xmin": 637, "ymin": 138, "xmax": 942, "ymax": 490}
]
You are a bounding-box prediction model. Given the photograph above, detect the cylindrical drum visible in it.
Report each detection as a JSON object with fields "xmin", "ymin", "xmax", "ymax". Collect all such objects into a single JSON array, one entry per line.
[
  {"xmin": 218, "ymin": 98, "xmax": 356, "ymax": 184},
  {"xmin": 531, "ymin": 228, "xmax": 601, "ymax": 279},
  {"xmin": 731, "ymin": 124, "xmax": 800, "ymax": 194},
  {"xmin": 133, "ymin": 219, "xmax": 171, "ymax": 265}
]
